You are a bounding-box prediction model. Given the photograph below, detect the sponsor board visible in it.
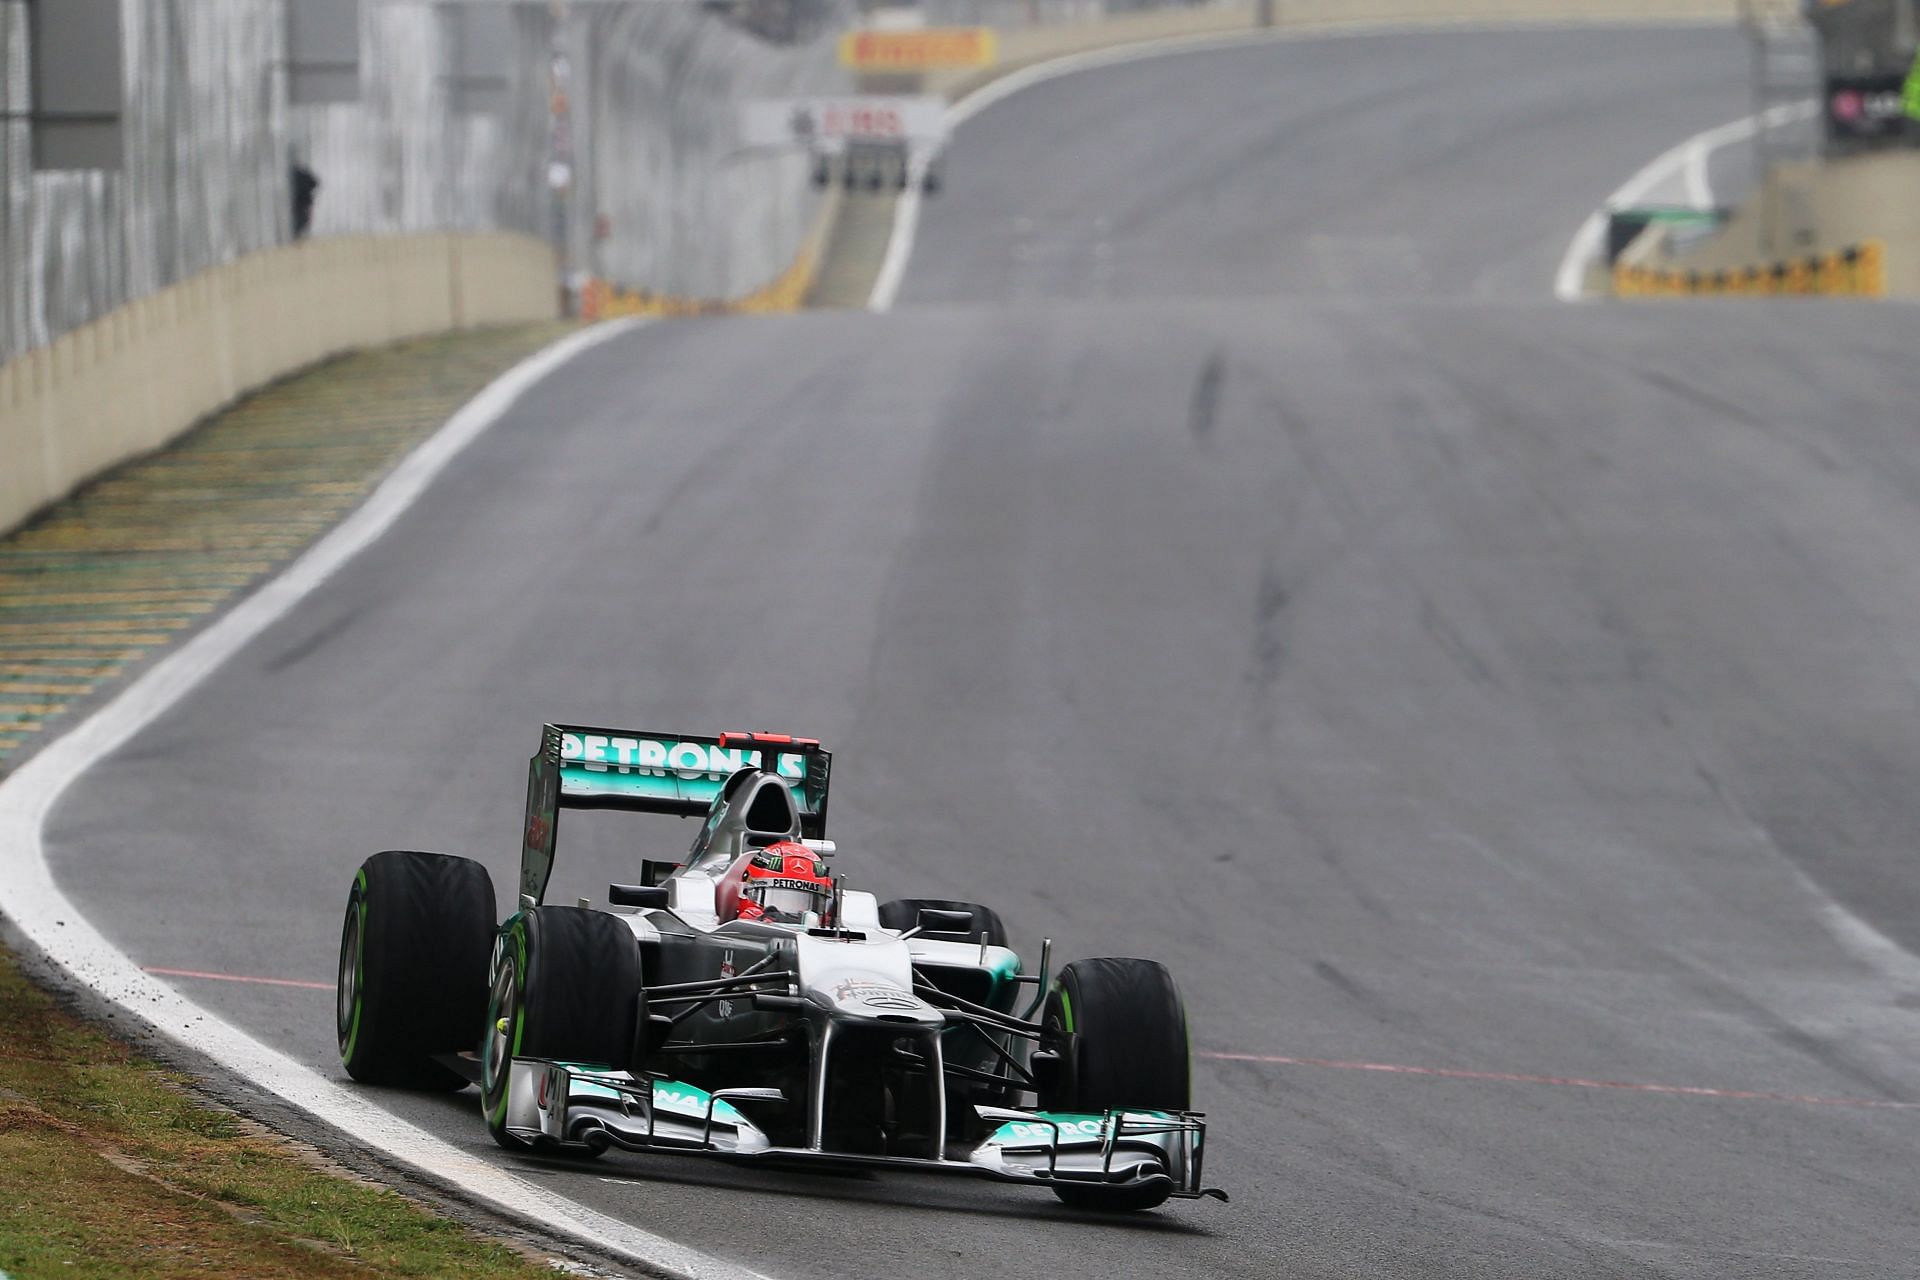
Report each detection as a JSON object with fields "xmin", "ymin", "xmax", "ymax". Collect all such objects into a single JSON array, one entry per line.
[
  {"xmin": 740, "ymin": 96, "xmax": 946, "ymax": 149},
  {"xmin": 839, "ymin": 27, "xmax": 996, "ymax": 72},
  {"xmin": 1825, "ymin": 74, "xmax": 1911, "ymax": 142}
]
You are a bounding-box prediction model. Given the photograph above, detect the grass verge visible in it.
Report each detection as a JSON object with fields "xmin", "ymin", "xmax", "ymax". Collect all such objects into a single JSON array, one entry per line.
[{"xmin": 0, "ymin": 943, "xmax": 564, "ymax": 1279}]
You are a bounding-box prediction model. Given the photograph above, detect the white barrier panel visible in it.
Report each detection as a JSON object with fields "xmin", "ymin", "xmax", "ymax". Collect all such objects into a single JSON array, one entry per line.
[{"xmin": 0, "ymin": 232, "xmax": 557, "ymax": 538}]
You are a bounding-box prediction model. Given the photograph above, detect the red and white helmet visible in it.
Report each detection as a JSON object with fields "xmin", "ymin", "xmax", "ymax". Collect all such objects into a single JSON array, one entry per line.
[{"xmin": 738, "ymin": 841, "xmax": 832, "ymax": 926}]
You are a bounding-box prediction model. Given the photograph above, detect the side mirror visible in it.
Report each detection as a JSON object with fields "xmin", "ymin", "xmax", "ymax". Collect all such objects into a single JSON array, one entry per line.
[
  {"xmin": 609, "ymin": 882, "xmax": 670, "ymax": 908},
  {"xmin": 916, "ymin": 908, "xmax": 976, "ymax": 936}
]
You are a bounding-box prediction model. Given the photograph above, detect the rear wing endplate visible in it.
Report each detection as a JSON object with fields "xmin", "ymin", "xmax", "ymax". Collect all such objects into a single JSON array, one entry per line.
[{"xmin": 520, "ymin": 725, "xmax": 831, "ymax": 906}]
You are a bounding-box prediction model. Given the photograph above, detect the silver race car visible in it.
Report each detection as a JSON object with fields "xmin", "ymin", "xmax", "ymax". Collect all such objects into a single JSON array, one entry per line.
[{"xmin": 336, "ymin": 726, "xmax": 1224, "ymax": 1210}]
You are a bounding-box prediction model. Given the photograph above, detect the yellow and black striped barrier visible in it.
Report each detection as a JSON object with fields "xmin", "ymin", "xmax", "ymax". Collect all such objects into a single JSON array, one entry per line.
[
  {"xmin": 580, "ymin": 241, "xmax": 820, "ymax": 320},
  {"xmin": 1614, "ymin": 240, "xmax": 1887, "ymax": 299}
]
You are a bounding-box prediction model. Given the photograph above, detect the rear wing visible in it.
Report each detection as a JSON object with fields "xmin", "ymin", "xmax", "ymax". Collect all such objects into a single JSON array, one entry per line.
[{"xmin": 520, "ymin": 725, "xmax": 831, "ymax": 907}]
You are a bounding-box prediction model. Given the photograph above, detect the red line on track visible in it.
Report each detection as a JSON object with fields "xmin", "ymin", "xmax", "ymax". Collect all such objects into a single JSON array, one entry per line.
[
  {"xmin": 1198, "ymin": 1051, "xmax": 1920, "ymax": 1111},
  {"xmin": 122, "ymin": 969, "xmax": 1920, "ymax": 1113},
  {"xmin": 144, "ymin": 965, "xmax": 333, "ymax": 992}
]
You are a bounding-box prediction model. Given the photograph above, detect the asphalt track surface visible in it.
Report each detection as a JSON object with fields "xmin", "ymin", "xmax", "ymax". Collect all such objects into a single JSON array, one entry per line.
[{"xmin": 43, "ymin": 25, "xmax": 1920, "ymax": 1280}]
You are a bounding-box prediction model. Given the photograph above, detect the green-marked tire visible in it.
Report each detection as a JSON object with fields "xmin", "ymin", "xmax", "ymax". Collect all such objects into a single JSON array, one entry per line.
[
  {"xmin": 1040, "ymin": 957, "xmax": 1191, "ymax": 1212},
  {"xmin": 337, "ymin": 850, "xmax": 495, "ymax": 1090},
  {"xmin": 481, "ymin": 906, "xmax": 642, "ymax": 1152}
]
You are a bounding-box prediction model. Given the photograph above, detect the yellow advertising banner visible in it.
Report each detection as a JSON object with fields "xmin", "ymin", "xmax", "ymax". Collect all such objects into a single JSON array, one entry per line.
[{"xmin": 839, "ymin": 27, "xmax": 997, "ymax": 72}]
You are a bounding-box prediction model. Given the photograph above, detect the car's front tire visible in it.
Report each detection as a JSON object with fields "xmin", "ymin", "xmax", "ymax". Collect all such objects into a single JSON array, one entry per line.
[
  {"xmin": 481, "ymin": 906, "xmax": 642, "ymax": 1151},
  {"xmin": 337, "ymin": 850, "xmax": 495, "ymax": 1090},
  {"xmin": 1040, "ymin": 957, "xmax": 1191, "ymax": 1211}
]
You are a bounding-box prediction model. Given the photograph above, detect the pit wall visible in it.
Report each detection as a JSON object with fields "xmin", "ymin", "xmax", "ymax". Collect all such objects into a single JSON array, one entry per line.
[{"xmin": 0, "ymin": 233, "xmax": 556, "ymax": 538}]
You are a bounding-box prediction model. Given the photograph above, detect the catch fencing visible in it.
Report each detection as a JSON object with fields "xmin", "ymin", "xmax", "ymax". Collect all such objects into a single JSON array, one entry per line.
[
  {"xmin": 1, "ymin": 0, "xmax": 869, "ymax": 365},
  {"xmin": 1, "ymin": 0, "xmax": 289, "ymax": 365},
  {"xmin": 5, "ymin": 0, "xmax": 1209, "ymax": 367}
]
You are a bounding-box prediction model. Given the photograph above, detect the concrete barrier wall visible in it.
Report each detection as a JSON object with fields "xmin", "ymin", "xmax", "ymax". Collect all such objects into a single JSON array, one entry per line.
[
  {"xmin": 1655, "ymin": 152, "xmax": 1920, "ymax": 297},
  {"xmin": 0, "ymin": 233, "xmax": 556, "ymax": 537}
]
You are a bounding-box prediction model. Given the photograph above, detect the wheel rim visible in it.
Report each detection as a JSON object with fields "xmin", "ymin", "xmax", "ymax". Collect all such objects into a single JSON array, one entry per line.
[
  {"xmin": 336, "ymin": 900, "xmax": 362, "ymax": 1049},
  {"xmin": 483, "ymin": 962, "xmax": 517, "ymax": 1098}
]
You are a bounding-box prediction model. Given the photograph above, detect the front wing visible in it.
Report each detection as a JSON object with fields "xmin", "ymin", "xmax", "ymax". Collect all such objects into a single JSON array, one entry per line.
[{"xmin": 501, "ymin": 1059, "xmax": 1227, "ymax": 1202}]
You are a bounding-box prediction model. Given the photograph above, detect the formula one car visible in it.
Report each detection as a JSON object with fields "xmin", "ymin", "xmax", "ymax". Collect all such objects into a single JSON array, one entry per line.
[{"xmin": 335, "ymin": 727, "xmax": 1223, "ymax": 1210}]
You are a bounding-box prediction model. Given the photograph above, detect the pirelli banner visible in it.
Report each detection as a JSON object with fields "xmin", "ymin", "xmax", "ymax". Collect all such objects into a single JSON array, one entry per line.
[
  {"xmin": 840, "ymin": 27, "xmax": 997, "ymax": 73},
  {"xmin": 1613, "ymin": 241, "xmax": 1887, "ymax": 299}
]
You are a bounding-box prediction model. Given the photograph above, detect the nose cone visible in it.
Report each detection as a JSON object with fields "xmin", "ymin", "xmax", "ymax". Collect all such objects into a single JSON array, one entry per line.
[{"xmin": 823, "ymin": 977, "xmax": 944, "ymax": 1026}]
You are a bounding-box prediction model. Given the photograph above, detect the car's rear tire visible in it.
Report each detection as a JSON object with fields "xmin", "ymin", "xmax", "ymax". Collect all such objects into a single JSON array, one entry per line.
[
  {"xmin": 1040, "ymin": 957, "xmax": 1191, "ymax": 1211},
  {"xmin": 337, "ymin": 850, "xmax": 495, "ymax": 1090},
  {"xmin": 877, "ymin": 897, "xmax": 1009, "ymax": 948},
  {"xmin": 481, "ymin": 906, "xmax": 642, "ymax": 1151}
]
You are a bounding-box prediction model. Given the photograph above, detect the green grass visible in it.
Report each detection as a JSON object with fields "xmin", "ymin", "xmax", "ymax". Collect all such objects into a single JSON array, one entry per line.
[{"xmin": 0, "ymin": 944, "xmax": 566, "ymax": 1279}]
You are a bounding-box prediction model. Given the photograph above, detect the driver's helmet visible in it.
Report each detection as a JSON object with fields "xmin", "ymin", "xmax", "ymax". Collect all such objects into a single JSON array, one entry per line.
[{"xmin": 738, "ymin": 842, "xmax": 832, "ymax": 925}]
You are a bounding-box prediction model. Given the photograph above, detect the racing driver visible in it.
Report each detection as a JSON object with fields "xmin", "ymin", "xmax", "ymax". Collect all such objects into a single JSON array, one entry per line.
[{"xmin": 738, "ymin": 841, "xmax": 833, "ymax": 926}]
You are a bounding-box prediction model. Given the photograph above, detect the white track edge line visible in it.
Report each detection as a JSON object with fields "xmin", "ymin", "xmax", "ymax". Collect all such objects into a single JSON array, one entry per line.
[
  {"xmin": 0, "ymin": 316, "xmax": 773, "ymax": 1280},
  {"xmin": 869, "ymin": 13, "xmax": 1734, "ymax": 313},
  {"xmin": 1553, "ymin": 99, "xmax": 1818, "ymax": 301}
]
